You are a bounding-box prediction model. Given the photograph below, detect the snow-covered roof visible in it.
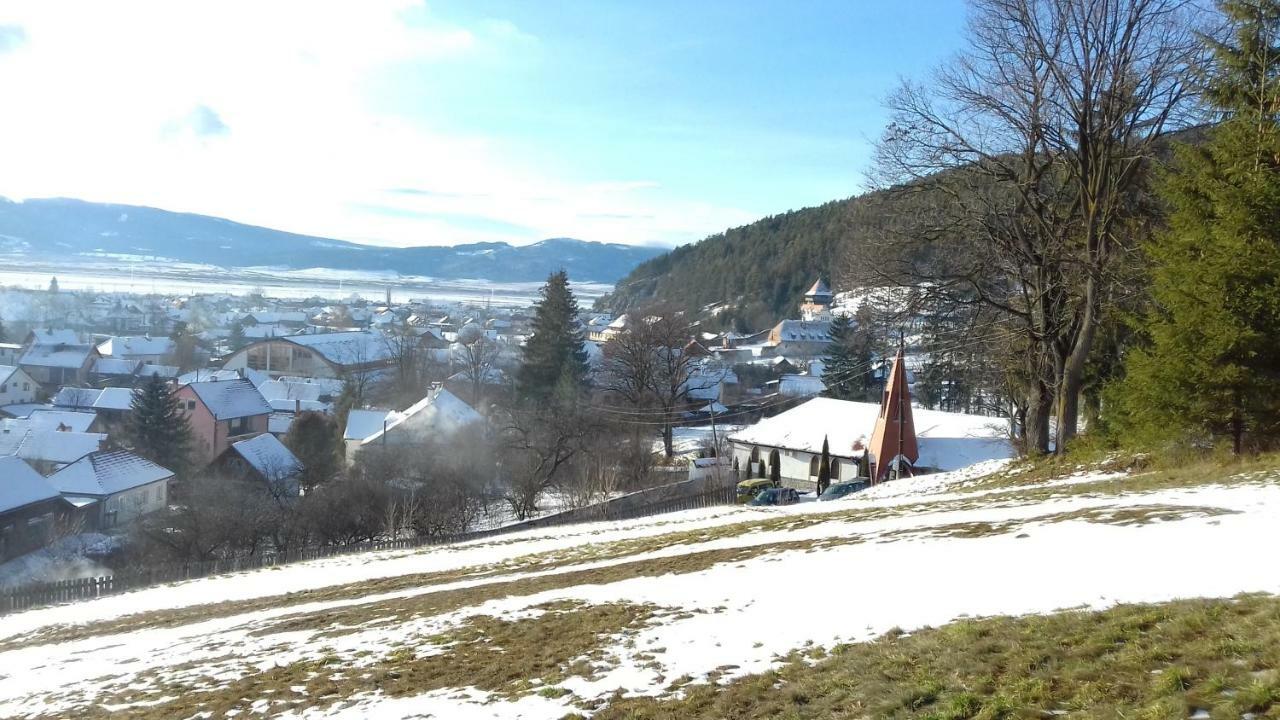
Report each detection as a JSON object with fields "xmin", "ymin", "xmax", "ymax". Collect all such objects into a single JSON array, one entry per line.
[
  {"xmin": 771, "ymin": 320, "xmax": 832, "ymax": 344},
  {"xmin": 243, "ymin": 324, "xmax": 297, "ymax": 339},
  {"xmin": 0, "ymin": 403, "xmax": 52, "ymax": 419},
  {"xmin": 257, "ymin": 379, "xmax": 338, "ymax": 407},
  {"xmin": 729, "ymin": 397, "xmax": 1013, "ymax": 472},
  {"xmin": 362, "ymin": 389, "xmax": 481, "ymax": 446},
  {"xmin": 177, "ymin": 369, "xmax": 246, "ymax": 385},
  {"xmin": 52, "ymin": 387, "xmax": 104, "ymax": 409},
  {"xmin": 20, "ymin": 343, "xmax": 94, "ymax": 369},
  {"xmin": 244, "ymin": 311, "xmax": 308, "ymax": 325},
  {"xmin": 28, "ymin": 329, "xmax": 82, "ymax": 347},
  {"xmin": 93, "ymin": 358, "xmax": 141, "ymax": 376},
  {"xmin": 49, "ymin": 450, "xmax": 173, "ymax": 497},
  {"xmin": 96, "ymin": 336, "xmax": 174, "ymax": 358},
  {"xmin": 268, "ymin": 412, "xmax": 295, "ymax": 435},
  {"xmin": 27, "ymin": 410, "xmax": 97, "ymax": 433},
  {"xmin": 94, "ymin": 387, "xmax": 138, "ymax": 412},
  {"xmin": 229, "ymin": 433, "xmax": 302, "ymax": 480},
  {"xmin": 184, "ymin": 379, "xmax": 272, "ymax": 420},
  {"xmin": 275, "ymin": 330, "xmax": 394, "ymax": 366},
  {"xmin": 2, "ymin": 427, "xmax": 106, "ymax": 465},
  {"xmin": 778, "ymin": 374, "xmax": 826, "ymax": 398},
  {"xmin": 344, "ymin": 409, "xmax": 393, "ymax": 442},
  {"xmin": 138, "ymin": 364, "xmax": 179, "ymax": 380},
  {"xmin": 0, "ymin": 456, "xmax": 59, "ymax": 513},
  {"xmin": 0, "ymin": 364, "xmax": 23, "ymax": 386}
]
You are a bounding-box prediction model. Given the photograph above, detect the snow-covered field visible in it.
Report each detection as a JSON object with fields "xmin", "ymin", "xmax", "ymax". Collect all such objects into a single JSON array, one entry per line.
[{"xmin": 1, "ymin": 458, "xmax": 1277, "ymax": 718}]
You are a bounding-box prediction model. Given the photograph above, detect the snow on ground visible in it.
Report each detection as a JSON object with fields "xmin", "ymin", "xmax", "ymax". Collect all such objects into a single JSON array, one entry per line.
[{"xmin": 1, "ymin": 459, "xmax": 1277, "ymax": 718}]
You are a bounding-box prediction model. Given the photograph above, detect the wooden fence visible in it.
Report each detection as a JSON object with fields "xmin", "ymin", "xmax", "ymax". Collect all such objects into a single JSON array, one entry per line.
[{"xmin": 0, "ymin": 484, "xmax": 737, "ymax": 616}]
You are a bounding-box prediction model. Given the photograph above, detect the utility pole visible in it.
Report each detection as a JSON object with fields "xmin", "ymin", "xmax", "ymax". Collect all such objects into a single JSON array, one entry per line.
[
  {"xmin": 894, "ymin": 331, "xmax": 905, "ymax": 481},
  {"xmin": 709, "ymin": 397, "xmax": 721, "ymax": 485}
]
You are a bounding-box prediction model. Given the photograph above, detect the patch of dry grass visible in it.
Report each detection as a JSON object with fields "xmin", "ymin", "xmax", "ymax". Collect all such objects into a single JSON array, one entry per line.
[
  {"xmin": 29, "ymin": 600, "xmax": 665, "ymax": 719},
  {"xmin": 586, "ymin": 593, "xmax": 1280, "ymax": 720}
]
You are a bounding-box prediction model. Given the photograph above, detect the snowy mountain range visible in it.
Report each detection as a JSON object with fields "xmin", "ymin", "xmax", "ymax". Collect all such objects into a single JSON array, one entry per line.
[{"xmin": 0, "ymin": 197, "xmax": 665, "ymax": 283}]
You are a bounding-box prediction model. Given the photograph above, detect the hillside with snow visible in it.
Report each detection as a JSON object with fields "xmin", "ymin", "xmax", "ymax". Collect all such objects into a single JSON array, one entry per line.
[{"xmin": 2, "ymin": 457, "xmax": 1279, "ymax": 718}]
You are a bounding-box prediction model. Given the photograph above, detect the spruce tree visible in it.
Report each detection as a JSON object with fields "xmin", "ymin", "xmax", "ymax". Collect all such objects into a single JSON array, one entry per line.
[
  {"xmin": 816, "ymin": 435, "xmax": 832, "ymax": 495},
  {"xmin": 517, "ymin": 270, "xmax": 589, "ymax": 401},
  {"xmin": 1110, "ymin": 0, "xmax": 1280, "ymax": 453},
  {"xmin": 125, "ymin": 374, "xmax": 194, "ymax": 475},
  {"xmin": 822, "ymin": 308, "xmax": 874, "ymax": 401},
  {"xmin": 228, "ymin": 321, "xmax": 247, "ymax": 352},
  {"xmin": 768, "ymin": 448, "xmax": 781, "ymax": 486}
]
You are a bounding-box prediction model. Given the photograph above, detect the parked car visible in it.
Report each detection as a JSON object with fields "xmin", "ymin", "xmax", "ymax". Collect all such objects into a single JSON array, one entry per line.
[
  {"xmin": 818, "ymin": 479, "xmax": 871, "ymax": 501},
  {"xmin": 736, "ymin": 478, "xmax": 775, "ymax": 504},
  {"xmin": 749, "ymin": 487, "xmax": 801, "ymax": 506}
]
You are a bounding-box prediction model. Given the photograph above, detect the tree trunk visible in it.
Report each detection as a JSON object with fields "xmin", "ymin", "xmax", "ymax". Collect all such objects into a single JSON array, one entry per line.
[
  {"xmin": 1055, "ymin": 276, "xmax": 1100, "ymax": 452},
  {"xmin": 1026, "ymin": 380, "xmax": 1053, "ymax": 456},
  {"xmin": 662, "ymin": 423, "xmax": 674, "ymax": 458}
]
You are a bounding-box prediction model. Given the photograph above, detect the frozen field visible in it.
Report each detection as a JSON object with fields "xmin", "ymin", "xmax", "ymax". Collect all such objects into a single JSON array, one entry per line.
[
  {"xmin": 1, "ymin": 458, "xmax": 1278, "ymax": 718},
  {"xmin": 0, "ymin": 261, "xmax": 612, "ymax": 306}
]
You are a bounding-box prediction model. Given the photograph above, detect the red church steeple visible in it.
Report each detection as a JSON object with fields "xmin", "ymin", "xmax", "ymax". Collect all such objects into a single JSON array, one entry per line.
[{"xmin": 867, "ymin": 343, "xmax": 918, "ymax": 483}]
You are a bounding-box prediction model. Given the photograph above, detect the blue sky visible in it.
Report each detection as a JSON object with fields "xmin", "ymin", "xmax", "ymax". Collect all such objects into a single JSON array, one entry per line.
[{"xmin": 0, "ymin": 1, "xmax": 967, "ymax": 248}]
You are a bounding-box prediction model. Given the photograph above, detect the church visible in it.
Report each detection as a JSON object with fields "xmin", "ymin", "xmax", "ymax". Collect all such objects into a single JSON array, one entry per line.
[{"xmin": 728, "ymin": 349, "xmax": 1013, "ymax": 490}]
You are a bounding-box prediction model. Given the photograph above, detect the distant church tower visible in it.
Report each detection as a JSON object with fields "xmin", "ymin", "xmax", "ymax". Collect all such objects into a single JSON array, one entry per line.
[
  {"xmin": 799, "ymin": 278, "xmax": 833, "ymax": 321},
  {"xmin": 867, "ymin": 344, "xmax": 918, "ymax": 483}
]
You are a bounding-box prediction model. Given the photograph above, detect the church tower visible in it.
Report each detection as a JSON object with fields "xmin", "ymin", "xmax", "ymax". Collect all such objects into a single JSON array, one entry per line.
[{"xmin": 867, "ymin": 344, "xmax": 918, "ymax": 483}]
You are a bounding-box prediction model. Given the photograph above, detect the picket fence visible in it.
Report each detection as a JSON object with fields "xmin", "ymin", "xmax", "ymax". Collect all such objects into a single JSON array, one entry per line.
[{"xmin": 0, "ymin": 483, "xmax": 737, "ymax": 616}]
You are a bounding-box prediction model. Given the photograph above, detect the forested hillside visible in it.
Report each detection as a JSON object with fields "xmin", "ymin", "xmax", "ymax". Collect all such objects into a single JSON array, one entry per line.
[{"xmin": 597, "ymin": 189, "xmax": 903, "ymax": 330}]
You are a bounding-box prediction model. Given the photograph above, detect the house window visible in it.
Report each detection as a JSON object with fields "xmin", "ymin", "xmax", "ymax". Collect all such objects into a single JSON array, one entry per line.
[
  {"xmin": 831, "ymin": 460, "xmax": 841, "ymax": 480},
  {"xmin": 228, "ymin": 416, "xmax": 250, "ymax": 436},
  {"xmin": 23, "ymin": 383, "xmax": 30, "ymax": 391},
  {"xmin": 0, "ymin": 384, "xmax": 6, "ymax": 393},
  {"xmin": 809, "ymin": 456, "xmax": 819, "ymax": 477},
  {"xmin": 186, "ymin": 400, "xmax": 196, "ymax": 410}
]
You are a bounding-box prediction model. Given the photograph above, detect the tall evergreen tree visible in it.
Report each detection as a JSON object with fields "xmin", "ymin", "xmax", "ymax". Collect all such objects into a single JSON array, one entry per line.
[
  {"xmin": 768, "ymin": 448, "xmax": 781, "ymax": 486},
  {"xmin": 816, "ymin": 435, "xmax": 832, "ymax": 495},
  {"xmin": 228, "ymin": 320, "xmax": 247, "ymax": 353},
  {"xmin": 517, "ymin": 270, "xmax": 589, "ymax": 401},
  {"xmin": 1111, "ymin": 0, "xmax": 1280, "ymax": 453},
  {"xmin": 822, "ymin": 307, "xmax": 875, "ymax": 401},
  {"xmin": 0, "ymin": 315, "xmax": 6, "ymax": 343},
  {"xmin": 125, "ymin": 374, "xmax": 193, "ymax": 475}
]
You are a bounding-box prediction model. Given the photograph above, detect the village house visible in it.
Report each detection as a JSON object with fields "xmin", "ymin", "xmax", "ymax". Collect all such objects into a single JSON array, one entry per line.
[
  {"xmin": 48, "ymin": 450, "xmax": 174, "ymax": 531},
  {"xmin": 764, "ymin": 319, "xmax": 832, "ymax": 358},
  {"xmin": 176, "ymin": 378, "xmax": 273, "ymax": 467},
  {"xmin": 222, "ymin": 330, "xmax": 395, "ymax": 379},
  {"xmin": 211, "ymin": 433, "xmax": 303, "ymax": 495},
  {"xmin": 0, "ymin": 418, "xmax": 107, "ymax": 474},
  {"xmin": 0, "ymin": 457, "xmax": 67, "ymax": 563},
  {"xmin": 95, "ymin": 335, "xmax": 176, "ymax": 366},
  {"xmin": 352, "ymin": 388, "xmax": 481, "ymax": 461},
  {"xmin": 342, "ymin": 408, "xmax": 395, "ymax": 462},
  {"xmin": 0, "ymin": 365, "xmax": 40, "ymax": 407},
  {"xmin": 18, "ymin": 329, "xmax": 100, "ymax": 390},
  {"xmin": 0, "ymin": 343, "xmax": 24, "ymax": 366}
]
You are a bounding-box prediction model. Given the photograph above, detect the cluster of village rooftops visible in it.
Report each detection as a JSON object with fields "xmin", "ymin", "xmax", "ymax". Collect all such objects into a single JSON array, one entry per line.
[{"xmin": 0, "ymin": 279, "xmax": 1011, "ymax": 565}]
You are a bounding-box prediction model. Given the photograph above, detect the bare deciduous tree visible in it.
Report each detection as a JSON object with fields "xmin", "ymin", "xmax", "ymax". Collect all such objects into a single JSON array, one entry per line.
[
  {"xmin": 861, "ymin": 0, "xmax": 1204, "ymax": 453},
  {"xmin": 599, "ymin": 307, "xmax": 713, "ymax": 457}
]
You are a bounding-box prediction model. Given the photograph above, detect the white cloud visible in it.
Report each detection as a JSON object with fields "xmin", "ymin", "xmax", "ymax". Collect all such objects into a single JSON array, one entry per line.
[{"xmin": 0, "ymin": 1, "xmax": 753, "ymax": 248}]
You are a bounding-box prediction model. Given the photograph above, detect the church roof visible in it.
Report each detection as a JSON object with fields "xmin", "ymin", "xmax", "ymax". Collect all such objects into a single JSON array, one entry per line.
[{"xmin": 804, "ymin": 278, "xmax": 833, "ymax": 299}]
